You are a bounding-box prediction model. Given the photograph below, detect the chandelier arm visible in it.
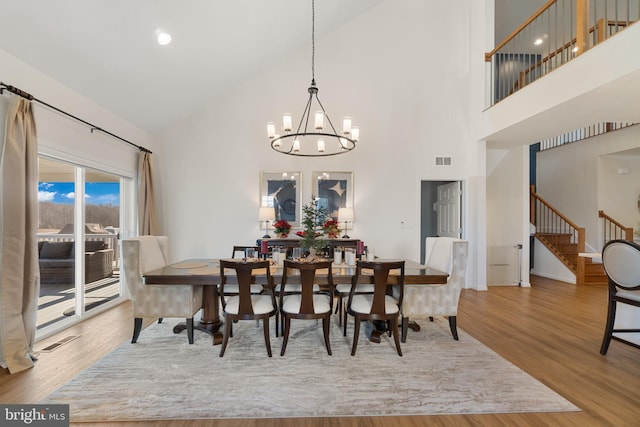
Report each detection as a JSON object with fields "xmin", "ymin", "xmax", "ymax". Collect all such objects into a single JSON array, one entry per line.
[
  {"xmin": 313, "ymin": 94, "xmax": 340, "ymax": 136},
  {"xmin": 296, "ymin": 92, "xmax": 314, "ymax": 135}
]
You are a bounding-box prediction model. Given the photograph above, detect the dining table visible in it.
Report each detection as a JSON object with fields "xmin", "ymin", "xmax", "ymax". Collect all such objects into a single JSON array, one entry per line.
[{"xmin": 143, "ymin": 258, "xmax": 448, "ymax": 345}]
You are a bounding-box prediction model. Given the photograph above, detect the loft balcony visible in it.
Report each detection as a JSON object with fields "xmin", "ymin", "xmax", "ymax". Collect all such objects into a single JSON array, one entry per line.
[{"xmin": 482, "ymin": 0, "xmax": 640, "ymax": 147}]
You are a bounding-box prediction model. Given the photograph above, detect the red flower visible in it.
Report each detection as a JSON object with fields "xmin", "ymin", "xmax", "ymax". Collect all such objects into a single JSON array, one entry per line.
[{"xmin": 273, "ymin": 220, "xmax": 291, "ymax": 233}]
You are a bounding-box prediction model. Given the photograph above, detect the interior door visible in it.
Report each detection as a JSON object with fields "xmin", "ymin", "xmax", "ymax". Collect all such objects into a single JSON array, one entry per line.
[{"xmin": 435, "ymin": 181, "xmax": 461, "ymax": 238}]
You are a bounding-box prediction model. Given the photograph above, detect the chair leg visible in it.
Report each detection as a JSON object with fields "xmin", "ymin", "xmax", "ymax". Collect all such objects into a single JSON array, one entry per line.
[
  {"xmin": 600, "ymin": 300, "xmax": 617, "ymax": 355},
  {"xmin": 263, "ymin": 316, "xmax": 273, "ymax": 357},
  {"xmin": 323, "ymin": 316, "xmax": 332, "ymax": 356},
  {"xmin": 448, "ymin": 316, "xmax": 459, "ymax": 341},
  {"xmin": 186, "ymin": 317, "xmax": 194, "ymax": 344},
  {"xmin": 401, "ymin": 316, "xmax": 409, "ymax": 343},
  {"xmin": 219, "ymin": 316, "xmax": 232, "ymax": 357},
  {"xmin": 343, "ymin": 309, "xmax": 348, "ymax": 337},
  {"xmin": 131, "ymin": 318, "xmax": 143, "ymax": 343},
  {"xmin": 391, "ymin": 318, "xmax": 402, "ymax": 356},
  {"xmin": 280, "ymin": 316, "xmax": 291, "ymax": 356},
  {"xmin": 351, "ymin": 317, "xmax": 361, "ymax": 356}
]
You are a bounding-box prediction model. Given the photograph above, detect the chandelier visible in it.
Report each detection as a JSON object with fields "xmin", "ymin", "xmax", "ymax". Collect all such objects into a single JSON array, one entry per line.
[{"xmin": 266, "ymin": 0, "xmax": 359, "ymax": 157}]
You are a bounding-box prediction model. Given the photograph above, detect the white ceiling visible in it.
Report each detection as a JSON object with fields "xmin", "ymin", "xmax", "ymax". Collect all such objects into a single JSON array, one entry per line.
[{"xmin": 0, "ymin": 0, "xmax": 382, "ymax": 134}]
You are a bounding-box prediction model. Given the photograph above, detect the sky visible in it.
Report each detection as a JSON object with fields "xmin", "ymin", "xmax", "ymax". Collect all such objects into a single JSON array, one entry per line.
[{"xmin": 38, "ymin": 182, "xmax": 120, "ymax": 205}]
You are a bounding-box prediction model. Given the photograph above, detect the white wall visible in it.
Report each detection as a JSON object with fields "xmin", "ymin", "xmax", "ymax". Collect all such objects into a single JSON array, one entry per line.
[
  {"xmin": 0, "ymin": 48, "xmax": 156, "ymax": 238},
  {"xmin": 157, "ymin": 0, "xmax": 487, "ymax": 289},
  {"xmin": 486, "ymin": 145, "xmax": 530, "ymax": 286}
]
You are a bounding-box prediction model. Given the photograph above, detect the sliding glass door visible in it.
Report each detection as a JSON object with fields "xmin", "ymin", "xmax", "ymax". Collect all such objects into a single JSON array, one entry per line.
[{"xmin": 37, "ymin": 156, "xmax": 127, "ymax": 336}]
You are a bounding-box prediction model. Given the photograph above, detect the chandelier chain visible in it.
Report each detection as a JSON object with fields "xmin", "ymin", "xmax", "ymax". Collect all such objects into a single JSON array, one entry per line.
[{"xmin": 311, "ymin": 0, "xmax": 315, "ymax": 83}]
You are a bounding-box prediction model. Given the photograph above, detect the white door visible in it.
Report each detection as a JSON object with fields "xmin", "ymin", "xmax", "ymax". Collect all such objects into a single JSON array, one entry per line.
[{"xmin": 434, "ymin": 181, "xmax": 461, "ymax": 237}]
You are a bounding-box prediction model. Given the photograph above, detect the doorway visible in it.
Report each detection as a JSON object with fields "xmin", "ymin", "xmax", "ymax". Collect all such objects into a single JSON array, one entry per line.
[
  {"xmin": 37, "ymin": 156, "xmax": 127, "ymax": 338},
  {"xmin": 420, "ymin": 180, "xmax": 462, "ymax": 263}
]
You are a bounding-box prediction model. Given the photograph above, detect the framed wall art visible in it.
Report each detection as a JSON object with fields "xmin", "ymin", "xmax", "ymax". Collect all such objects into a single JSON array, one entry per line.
[
  {"xmin": 312, "ymin": 171, "xmax": 353, "ymax": 220},
  {"xmin": 260, "ymin": 171, "xmax": 302, "ymax": 227}
]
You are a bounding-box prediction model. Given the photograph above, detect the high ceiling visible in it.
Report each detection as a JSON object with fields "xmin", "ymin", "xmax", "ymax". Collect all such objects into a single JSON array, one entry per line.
[{"xmin": 0, "ymin": 0, "xmax": 382, "ymax": 134}]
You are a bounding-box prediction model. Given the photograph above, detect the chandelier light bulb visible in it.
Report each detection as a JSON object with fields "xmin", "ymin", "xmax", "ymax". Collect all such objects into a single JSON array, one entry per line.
[
  {"xmin": 342, "ymin": 117, "xmax": 352, "ymax": 134},
  {"xmin": 314, "ymin": 111, "xmax": 325, "ymax": 129},
  {"xmin": 267, "ymin": 122, "xmax": 276, "ymax": 139},
  {"xmin": 351, "ymin": 126, "xmax": 360, "ymax": 142},
  {"xmin": 293, "ymin": 139, "xmax": 301, "ymax": 153},
  {"xmin": 273, "ymin": 135, "xmax": 281, "ymax": 148},
  {"xmin": 317, "ymin": 139, "xmax": 325, "ymax": 152},
  {"xmin": 283, "ymin": 114, "xmax": 293, "ymax": 132}
]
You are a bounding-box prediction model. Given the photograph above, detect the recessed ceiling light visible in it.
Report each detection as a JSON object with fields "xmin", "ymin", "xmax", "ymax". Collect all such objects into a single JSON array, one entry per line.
[
  {"xmin": 156, "ymin": 30, "xmax": 172, "ymax": 46},
  {"xmin": 534, "ymin": 38, "xmax": 543, "ymax": 46}
]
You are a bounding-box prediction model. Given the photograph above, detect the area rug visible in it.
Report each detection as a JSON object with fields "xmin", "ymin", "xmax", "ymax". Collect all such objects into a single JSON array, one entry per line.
[{"xmin": 42, "ymin": 317, "xmax": 579, "ymax": 421}]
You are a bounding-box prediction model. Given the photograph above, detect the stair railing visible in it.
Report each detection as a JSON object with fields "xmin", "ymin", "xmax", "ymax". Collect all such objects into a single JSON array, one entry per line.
[
  {"xmin": 486, "ymin": 0, "xmax": 640, "ymax": 106},
  {"xmin": 531, "ymin": 189, "xmax": 585, "ymax": 276},
  {"xmin": 599, "ymin": 210, "xmax": 634, "ymax": 245}
]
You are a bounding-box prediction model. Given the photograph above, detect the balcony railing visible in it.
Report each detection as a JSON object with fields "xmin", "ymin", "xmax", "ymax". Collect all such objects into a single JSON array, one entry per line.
[{"xmin": 486, "ymin": 0, "xmax": 640, "ymax": 107}]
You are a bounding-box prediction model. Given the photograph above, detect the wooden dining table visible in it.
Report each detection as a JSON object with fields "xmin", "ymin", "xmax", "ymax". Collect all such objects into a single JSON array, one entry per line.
[{"xmin": 143, "ymin": 258, "xmax": 448, "ymax": 345}]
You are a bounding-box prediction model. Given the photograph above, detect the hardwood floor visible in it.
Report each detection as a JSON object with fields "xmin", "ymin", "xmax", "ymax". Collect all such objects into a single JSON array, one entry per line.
[{"xmin": 2, "ymin": 275, "xmax": 639, "ymax": 426}]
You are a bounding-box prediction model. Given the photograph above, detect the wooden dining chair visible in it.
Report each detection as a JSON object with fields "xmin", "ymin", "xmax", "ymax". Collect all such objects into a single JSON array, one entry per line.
[
  {"xmin": 218, "ymin": 259, "xmax": 278, "ymax": 357},
  {"xmin": 345, "ymin": 260, "xmax": 405, "ymax": 356},
  {"xmin": 279, "ymin": 260, "xmax": 334, "ymax": 356},
  {"xmin": 231, "ymin": 245, "xmax": 260, "ymax": 259},
  {"xmin": 224, "ymin": 246, "xmax": 265, "ymax": 297}
]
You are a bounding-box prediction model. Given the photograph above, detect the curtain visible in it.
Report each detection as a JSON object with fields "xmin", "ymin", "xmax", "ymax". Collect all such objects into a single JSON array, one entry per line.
[
  {"xmin": 137, "ymin": 151, "xmax": 158, "ymax": 236},
  {"xmin": 0, "ymin": 96, "xmax": 39, "ymax": 374}
]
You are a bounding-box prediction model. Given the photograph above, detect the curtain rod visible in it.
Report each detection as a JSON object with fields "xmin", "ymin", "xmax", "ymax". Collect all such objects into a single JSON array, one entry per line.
[{"xmin": 0, "ymin": 82, "xmax": 152, "ymax": 154}]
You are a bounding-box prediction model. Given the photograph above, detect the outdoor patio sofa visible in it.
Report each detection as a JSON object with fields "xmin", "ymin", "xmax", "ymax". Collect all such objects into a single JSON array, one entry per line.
[{"xmin": 38, "ymin": 240, "xmax": 114, "ymax": 284}]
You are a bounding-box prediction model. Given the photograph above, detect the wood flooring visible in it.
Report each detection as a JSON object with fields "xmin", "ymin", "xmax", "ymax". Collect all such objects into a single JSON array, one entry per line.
[{"xmin": 1, "ymin": 275, "xmax": 639, "ymax": 426}]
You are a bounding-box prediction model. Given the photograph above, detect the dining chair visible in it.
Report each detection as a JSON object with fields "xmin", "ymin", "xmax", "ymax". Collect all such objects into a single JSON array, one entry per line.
[
  {"xmin": 600, "ymin": 239, "xmax": 640, "ymax": 355},
  {"xmin": 231, "ymin": 245, "xmax": 260, "ymax": 259},
  {"xmin": 345, "ymin": 260, "xmax": 405, "ymax": 356},
  {"xmin": 218, "ymin": 259, "xmax": 278, "ymax": 357},
  {"xmin": 122, "ymin": 236, "xmax": 203, "ymax": 344},
  {"xmin": 224, "ymin": 246, "xmax": 265, "ymax": 296},
  {"xmin": 279, "ymin": 260, "xmax": 334, "ymax": 356},
  {"xmin": 400, "ymin": 237, "xmax": 468, "ymax": 342}
]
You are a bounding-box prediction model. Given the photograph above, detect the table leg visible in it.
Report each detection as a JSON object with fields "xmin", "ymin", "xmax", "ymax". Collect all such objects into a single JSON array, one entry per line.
[
  {"xmin": 173, "ymin": 285, "xmax": 224, "ymax": 345},
  {"xmin": 366, "ymin": 320, "xmax": 420, "ymax": 343}
]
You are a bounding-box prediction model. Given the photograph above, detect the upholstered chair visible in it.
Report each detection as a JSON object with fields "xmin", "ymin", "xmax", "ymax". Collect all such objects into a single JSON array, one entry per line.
[
  {"xmin": 400, "ymin": 237, "xmax": 468, "ymax": 342},
  {"xmin": 122, "ymin": 236, "xmax": 203, "ymax": 344},
  {"xmin": 600, "ymin": 239, "xmax": 640, "ymax": 355}
]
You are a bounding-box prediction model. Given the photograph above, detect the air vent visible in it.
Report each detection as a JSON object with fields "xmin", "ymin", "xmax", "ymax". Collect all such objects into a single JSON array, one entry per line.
[
  {"xmin": 38, "ymin": 335, "xmax": 79, "ymax": 353},
  {"xmin": 435, "ymin": 156, "xmax": 452, "ymax": 166}
]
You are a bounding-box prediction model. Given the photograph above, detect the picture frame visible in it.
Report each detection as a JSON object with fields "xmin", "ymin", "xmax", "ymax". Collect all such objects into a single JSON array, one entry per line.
[
  {"xmin": 312, "ymin": 171, "xmax": 353, "ymax": 220},
  {"xmin": 260, "ymin": 171, "xmax": 302, "ymax": 227}
]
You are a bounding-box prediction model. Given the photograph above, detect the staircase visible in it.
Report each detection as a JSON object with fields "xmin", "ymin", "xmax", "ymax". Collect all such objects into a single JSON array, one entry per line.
[
  {"xmin": 535, "ymin": 232, "xmax": 608, "ymax": 285},
  {"xmin": 531, "ymin": 188, "xmax": 616, "ymax": 286}
]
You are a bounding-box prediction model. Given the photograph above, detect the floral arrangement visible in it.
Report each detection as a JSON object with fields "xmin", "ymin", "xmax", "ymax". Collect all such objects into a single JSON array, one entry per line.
[
  {"xmin": 273, "ymin": 219, "xmax": 292, "ymax": 236},
  {"xmin": 323, "ymin": 219, "xmax": 341, "ymax": 238}
]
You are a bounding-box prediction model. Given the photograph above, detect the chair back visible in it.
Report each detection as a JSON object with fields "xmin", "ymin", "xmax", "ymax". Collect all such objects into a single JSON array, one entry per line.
[
  {"xmin": 122, "ymin": 236, "xmax": 169, "ymax": 295},
  {"xmin": 219, "ymin": 259, "xmax": 273, "ymax": 315},
  {"xmin": 351, "ymin": 260, "xmax": 405, "ymax": 314},
  {"xmin": 281, "ymin": 260, "xmax": 333, "ymax": 314},
  {"xmin": 602, "ymin": 240, "xmax": 640, "ymax": 292},
  {"xmin": 231, "ymin": 245, "xmax": 260, "ymax": 259}
]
